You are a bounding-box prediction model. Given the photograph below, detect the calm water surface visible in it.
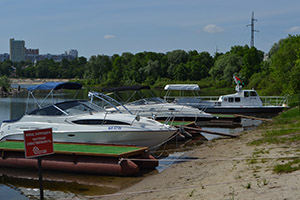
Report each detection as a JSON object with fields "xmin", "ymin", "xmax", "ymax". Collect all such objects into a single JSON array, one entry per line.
[{"xmin": 0, "ymin": 87, "xmax": 260, "ymax": 199}]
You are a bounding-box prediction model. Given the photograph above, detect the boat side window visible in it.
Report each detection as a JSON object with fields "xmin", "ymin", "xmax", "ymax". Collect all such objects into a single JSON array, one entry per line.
[
  {"xmin": 72, "ymin": 119, "xmax": 130, "ymax": 125},
  {"xmin": 244, "ymin": 91, "xmax": 249, "ymax": 97},
  {"xmin": 228, "ymin": 97, "xmax": 234, "ymax": 103},
  {"xmin": 235, "ymin": 97, "xmax": 241, "ymax": 102},
  {"xmin": 250, "ymin": 91, "xmax": 257, "ymax": 96}
]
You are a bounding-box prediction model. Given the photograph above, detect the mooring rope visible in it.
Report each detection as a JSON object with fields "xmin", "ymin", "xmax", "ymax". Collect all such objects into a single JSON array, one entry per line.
[{"xmin": 121, "ymin": 155, "xmax": 300, "ymax": 163}]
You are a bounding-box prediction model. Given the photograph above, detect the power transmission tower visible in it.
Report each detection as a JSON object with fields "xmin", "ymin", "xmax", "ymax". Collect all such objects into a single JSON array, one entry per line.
[
  {"xmin": 247, "ymin": 11, "xmax": 259, "ymax": 47},
  {"xmin": 215, "ymin": 45, "xmax": 219, "ymax": 54}
]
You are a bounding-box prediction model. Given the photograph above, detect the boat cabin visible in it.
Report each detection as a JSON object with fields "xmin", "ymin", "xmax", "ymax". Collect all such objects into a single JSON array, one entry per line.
[{"xmin": 217, "ymin": 89, "xmax": 263, "ymax": 107}]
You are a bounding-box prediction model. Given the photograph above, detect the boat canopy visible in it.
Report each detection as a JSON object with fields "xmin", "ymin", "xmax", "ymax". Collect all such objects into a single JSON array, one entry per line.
[
  {"xmin": 27, "ymin": 82, "xmax": 82, "ymax": 91},
  {"xmin": 164, "ymin": 84, "xmax": 200, "ymax": 91},
  {"xmin": 102, "ymin": 85, "xmax": 150, "ymax": 92}
]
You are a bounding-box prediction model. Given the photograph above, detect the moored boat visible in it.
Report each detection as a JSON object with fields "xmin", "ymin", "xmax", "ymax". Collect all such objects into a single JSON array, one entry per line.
[
  {"xmin": 0, "ymin": 82, "xmax": 176, "ymax": 148},
  {"xmin": 164, "ymin": 76, "xmax": 288, "ymax": 115},
  {"xmin": 100, "ymin": 85, "xmax": 214, "ymax": 122}
]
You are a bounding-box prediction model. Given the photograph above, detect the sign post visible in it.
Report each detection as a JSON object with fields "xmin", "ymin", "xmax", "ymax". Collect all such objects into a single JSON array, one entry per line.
[{"xmin": 24, "ymin": 128, "xmax": 54, "ymax": 200}]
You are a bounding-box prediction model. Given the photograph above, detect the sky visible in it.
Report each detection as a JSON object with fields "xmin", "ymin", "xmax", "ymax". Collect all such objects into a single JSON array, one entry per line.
[{"xmin": 0, "ymin": 0, "xmax": 300, "ymax": 59}]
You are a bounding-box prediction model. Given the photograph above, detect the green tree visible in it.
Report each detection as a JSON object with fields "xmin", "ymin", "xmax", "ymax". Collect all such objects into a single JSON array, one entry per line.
[
  {"xmin": 209, "ymin": 53, "xmax": 242, "ymax": 84},
  {"xmin": 268, "ymin": 35, "xmax": 300, "ymax": 94},
  {"xmin": 139, "ymin": 60, "xmax": 160, "ymax": 81},
  {"xmin": 167, "ymin": 50, "xmax": 188, "ymax": 65},
  {"xmin": 186, "ymin": 51, "xmax": 213, "ymax": 80},
  {"xmin": 174, "ymin": 63, "xmax": 188, "ymax": 80},
  {"xmin": 166, "ymin": 50, "xmax": 189, "ymax": 80},
  {"xmin": 106, "ymin": 56, "xmax": 124, "ymax": 86},
  {"xmin": 0, "ymin": 76, "xmax": 11, "ymax": 88},
  {"xmin": 85, "ymin": 55, "xmax": 111, "ymax": 82},
  {"xmin": 230, "ymin": 45, "xmax": 264, "ymax": 82},
  {"xmin": 0, "ymin": 61, "xmax": 13, "ymax": 76}
]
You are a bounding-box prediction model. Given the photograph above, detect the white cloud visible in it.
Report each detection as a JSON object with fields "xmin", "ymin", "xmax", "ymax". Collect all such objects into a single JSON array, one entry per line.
[
  {"xmin": 203, "ymin": 24, "xmax": 224, "ymax": 33},
  {"xmin": 287, "ymin": 26, "xmax": 300, "ymax": 33},
  {"xmin": 104, "ymin": 34, "xmax": 115, "ymax": 39}
]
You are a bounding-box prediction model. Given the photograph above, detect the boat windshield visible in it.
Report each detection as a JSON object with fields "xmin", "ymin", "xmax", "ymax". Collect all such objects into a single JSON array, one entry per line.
[
  {"xmin": 127, "ymin": 97, "xmax": 166, "ymax": 105},
  {"xmin": 29, "ymin": 100, "xmax": 104, "ymax": 116}
]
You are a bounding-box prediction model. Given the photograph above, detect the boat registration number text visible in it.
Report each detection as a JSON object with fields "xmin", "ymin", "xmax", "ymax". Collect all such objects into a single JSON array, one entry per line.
[{"xmin": 108, "ymin": 126, "xmax": 122, "ymax": 130}]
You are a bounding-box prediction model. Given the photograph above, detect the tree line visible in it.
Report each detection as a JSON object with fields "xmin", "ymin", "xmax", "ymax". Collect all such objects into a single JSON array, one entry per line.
[{"xmin": 0, "ymin": 35, "xmax": 300, "ymax": 95}]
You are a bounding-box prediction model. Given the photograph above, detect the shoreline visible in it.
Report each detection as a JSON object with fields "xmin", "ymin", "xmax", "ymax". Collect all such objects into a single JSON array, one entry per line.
[
  {"xmin": 10, "ymin": 78, "xmax": 70, "ymax": 85},
  {"xmin": 95, "ymin": 121, "xmax": 300, "ymax": 200}
]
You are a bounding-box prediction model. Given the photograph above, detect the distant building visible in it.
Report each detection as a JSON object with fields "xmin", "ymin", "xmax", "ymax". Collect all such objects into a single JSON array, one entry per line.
[
  {"xmin": 66, "ymin": 49, "xmax": 78, "ymax": 58},
  {"xmin": 25, "ymin": 48, "xmax": 39, "ymax": 55},
  {"xmin": 7, "ymin": 38, "xmax": 78, "ymax": 63},
  {"xmin": 0, "ymin": 53, "xmax": 9, "ymax": 62},
  {"xmin": 25, "ymin": 48, "xmax": 40, "ymax": 63},
  {"xmin": 9, "ymin": 38, "xmax": 25, "ymax": 62}
]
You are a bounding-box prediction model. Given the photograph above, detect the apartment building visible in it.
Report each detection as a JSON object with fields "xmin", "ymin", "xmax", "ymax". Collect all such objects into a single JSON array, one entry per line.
[{"xmin": 9, "ymin": 38, "xmax": 25, "ymax": 62}]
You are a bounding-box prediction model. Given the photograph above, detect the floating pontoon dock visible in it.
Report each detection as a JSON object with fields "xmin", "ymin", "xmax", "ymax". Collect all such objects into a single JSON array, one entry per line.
[{"xmin": 0, "ymin": 141, "xmax": 158, "ymax": 176}]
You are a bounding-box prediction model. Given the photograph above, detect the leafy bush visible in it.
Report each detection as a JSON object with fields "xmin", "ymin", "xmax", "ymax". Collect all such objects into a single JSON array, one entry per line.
[{"xmin": 0, "ymin": 76, "xmax": 11, "ymax": 88}]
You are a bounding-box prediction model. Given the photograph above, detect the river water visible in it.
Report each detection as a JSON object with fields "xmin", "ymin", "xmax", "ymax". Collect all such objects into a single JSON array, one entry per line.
[{"xmin": 0, "ymin": 86, "xmax": 261, "ymax": 200}]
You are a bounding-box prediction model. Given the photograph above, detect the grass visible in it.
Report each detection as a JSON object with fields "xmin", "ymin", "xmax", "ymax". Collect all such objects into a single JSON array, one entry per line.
[
  {"xmin": 247, "ymin": 107, "xmax": 300, "ymax": 174},
  {"xmin": 273, "ymin": 159, "xmax": 300, "ymax": 173},
  {"xmin": 249, "ymin": 107, "xmax": 300, "ymax": 146}
]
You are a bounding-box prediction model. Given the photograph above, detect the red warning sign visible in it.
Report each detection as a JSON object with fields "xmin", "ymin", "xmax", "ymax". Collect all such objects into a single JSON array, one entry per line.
[{"xmin": 24, "ymin": 128, "xmax": 54, "ymax": 158}]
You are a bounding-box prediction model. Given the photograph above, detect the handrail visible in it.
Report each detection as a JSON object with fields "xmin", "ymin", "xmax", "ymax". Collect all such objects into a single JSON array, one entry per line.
[
  {"xmin": 166, "ymin": 95, "xmax": 289, "ymax": 107},
  {"xmin": 88, "ymin": 91, "xmax": 133, "ymax": 115},
  {"xmin": 260, "ymin": 95, "xmax": 289, "ymax": 106}
]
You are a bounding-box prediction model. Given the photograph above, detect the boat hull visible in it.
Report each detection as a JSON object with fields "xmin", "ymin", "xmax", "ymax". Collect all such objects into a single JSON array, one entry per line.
[
  {"xmin": 1, "ymin": 129, "xmax": 175, "ymax": 148},
  {"xmin": 199, "ymin": 106, "xmax": 285, "ymax": 115},
  {"xmin": 121, "ymin": 103, "xmax": 214, "ymax": 122},
  {"xmin": 0, "ymin": 111, "xmax": 177, "ymax": 148}
]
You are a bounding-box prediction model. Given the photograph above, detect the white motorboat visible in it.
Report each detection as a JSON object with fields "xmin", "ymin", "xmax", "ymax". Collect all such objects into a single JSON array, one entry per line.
[
  {"xmin": 0, "ymin": 82, "xmax": 176, "ymax": 148},
  {"xmin": 100, "ymin": 85, "xmax": 214, "ymax": 122},
  {"xmin": 164, "ymin": 76, "xmax": 288, "ymax": 115}
]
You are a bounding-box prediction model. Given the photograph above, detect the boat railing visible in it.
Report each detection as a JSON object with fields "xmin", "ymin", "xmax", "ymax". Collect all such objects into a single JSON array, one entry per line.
[
  {"xmin": 165, "ymin": 95, "xmax": 219, "ymax": 103},
  {"xmin": 166, "ymin": 95, "xmax": 289, "ymax": 107},
  {"xmin": 260, "ymin": 95, "xmax": 289, "ymax": 107}
]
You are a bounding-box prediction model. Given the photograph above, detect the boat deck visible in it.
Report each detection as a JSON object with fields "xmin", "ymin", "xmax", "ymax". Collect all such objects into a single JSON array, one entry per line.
[{"xmin": 0, "ymin": 141, "xmax": 147, "ymax": 157}]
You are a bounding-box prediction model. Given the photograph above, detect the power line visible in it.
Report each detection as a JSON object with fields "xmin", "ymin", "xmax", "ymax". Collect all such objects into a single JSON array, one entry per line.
[{"xmin": 247, "ymin": 11, "xmax": 259, "ymax": 47}]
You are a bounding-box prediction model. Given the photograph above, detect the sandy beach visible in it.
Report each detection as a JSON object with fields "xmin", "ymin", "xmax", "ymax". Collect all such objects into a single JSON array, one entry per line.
[
  {"xmin": 10, "ymin": 78, "xmax": 70, "ymax": 85},
  {"xmin": 92, "ymin": 121, "xmax": 300, "ymax": 200}
]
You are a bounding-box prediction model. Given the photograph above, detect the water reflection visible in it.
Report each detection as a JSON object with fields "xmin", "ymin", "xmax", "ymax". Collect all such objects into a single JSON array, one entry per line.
[{"xmin": 0, "ymin": 167, "xmax": 146, "ymax": 199}]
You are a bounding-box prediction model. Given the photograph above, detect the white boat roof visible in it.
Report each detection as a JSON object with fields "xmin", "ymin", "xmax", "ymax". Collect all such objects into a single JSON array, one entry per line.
[{"xmin": 164, "ymin": 84, "xmax": 200, "ymax": 91}]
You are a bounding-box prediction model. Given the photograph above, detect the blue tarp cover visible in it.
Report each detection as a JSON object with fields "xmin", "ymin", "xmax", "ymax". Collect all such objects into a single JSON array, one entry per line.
[{"xmin": 27, "ymin": 82, "xmax": 82, "ymax": 91}]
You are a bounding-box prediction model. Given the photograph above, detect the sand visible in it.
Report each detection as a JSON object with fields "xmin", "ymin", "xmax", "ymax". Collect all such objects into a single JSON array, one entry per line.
[
  {"xmin": 93, "ymin": 122, "xmax": 300, "ymax": 200},
  {"xmin": 10, "ymin": 78, "xmax": 70, "ymax": 85}
]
